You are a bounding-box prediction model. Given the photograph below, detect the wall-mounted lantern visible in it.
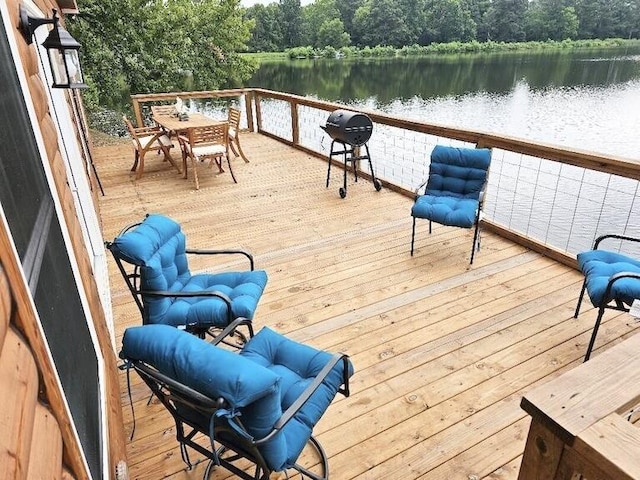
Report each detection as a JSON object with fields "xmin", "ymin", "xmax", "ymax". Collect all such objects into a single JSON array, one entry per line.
[{"xmin": 18, "ymin": 5, "xmax": 87, "ymax": 89}]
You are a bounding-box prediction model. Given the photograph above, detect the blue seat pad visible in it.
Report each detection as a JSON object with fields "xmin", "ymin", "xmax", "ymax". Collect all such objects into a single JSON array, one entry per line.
[
  {"xmin": 577, "ymin": 249, "xmax": 640, "ymax": 307},
  {"xmin": 240, "ymin": 327, "xmax": 354, "ymax": 471},
  {"xmin": 411, "ymin": 195, "xmax": 479, "ymax": 228},
  {"xmin": 156, "ymin": 270, "xmax": 268, "ymax": 327}
]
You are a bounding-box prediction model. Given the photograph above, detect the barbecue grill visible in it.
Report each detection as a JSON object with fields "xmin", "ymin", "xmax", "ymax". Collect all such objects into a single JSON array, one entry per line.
[{"xmin": 321, "ymin": 109, "xmax": 381, "ymax": 198}]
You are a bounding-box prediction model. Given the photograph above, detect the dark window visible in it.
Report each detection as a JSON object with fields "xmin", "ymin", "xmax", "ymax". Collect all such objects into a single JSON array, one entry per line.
[{"xmin": 0, "ymin": 19, "xmax": 102, "ymax": 480}]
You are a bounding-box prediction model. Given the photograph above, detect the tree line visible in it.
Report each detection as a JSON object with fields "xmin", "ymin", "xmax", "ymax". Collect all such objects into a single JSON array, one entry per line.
[{"xmin": 245, "ymin": 0, "xmax": 640, "ymax": 51}]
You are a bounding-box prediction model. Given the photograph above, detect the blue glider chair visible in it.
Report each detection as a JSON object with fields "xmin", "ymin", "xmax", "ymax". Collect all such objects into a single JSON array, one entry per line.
[
  {"xmin": 574, "ymin": 234, "xmax": 640, "ymax": 361},
  {"xmin": 410, "ymin": 145, "xmax": 492, "ymax": 264},
  {"xmin": 120, "ymin": 321, "xmax": 353, "ymax": 480},
  {"xmin": 106, "ymin": 214, "xmax": 268, "ymax": 337}
]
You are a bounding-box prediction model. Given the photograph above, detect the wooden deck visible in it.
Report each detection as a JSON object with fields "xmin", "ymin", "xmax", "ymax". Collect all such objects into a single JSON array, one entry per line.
[{"xmin": 93, "ymin": 132, "xmax": 640, "ymax": 480}]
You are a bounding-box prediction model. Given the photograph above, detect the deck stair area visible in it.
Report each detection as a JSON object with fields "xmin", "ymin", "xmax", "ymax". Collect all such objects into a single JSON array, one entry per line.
[{"xmin": 94, "ymin": 131, "xmax": 640, "ymax": 480}]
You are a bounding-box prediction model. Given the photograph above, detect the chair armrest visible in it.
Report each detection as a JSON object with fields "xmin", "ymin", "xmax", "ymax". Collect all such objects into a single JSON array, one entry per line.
[
  {"xmin": 186, "ymin": 248, "xmax": 255, "ymax": 270},
  {"xmin": 594, "ymin": 234, "xmax": 640, "ymax": 250},
  {"xmin": 414, "ymin": 179, "xmax": 429, "ymax": 197},
  {"xmin": 141, "ymin": 289, "xmax": 231, "ymax": 302},
  {"xmin": 209, "ymin": 317, "xmax": 254, "ymax": 345},
  {"xmin": 254, "ymin": 353, "xmax": 351, "ymax": 445},
  {"xmin": 603, "ymin": 271, "xmax": 640, "ymax": 305}
]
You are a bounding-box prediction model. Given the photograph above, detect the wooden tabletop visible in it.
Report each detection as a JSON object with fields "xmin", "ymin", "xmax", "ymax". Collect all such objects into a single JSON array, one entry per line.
[
  {"xmin": 153, "ymin": 112, "xmax": 226, "ymax": 132},
  {"xmin": 520, "ymin": 333, "xmax": 640, "ymax": 478}
]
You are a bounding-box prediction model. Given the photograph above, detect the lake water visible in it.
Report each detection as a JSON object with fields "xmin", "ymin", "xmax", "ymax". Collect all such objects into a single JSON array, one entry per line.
[{"xmin": 246, "ymin": 47, "xmax": 640, "ymax": 160}]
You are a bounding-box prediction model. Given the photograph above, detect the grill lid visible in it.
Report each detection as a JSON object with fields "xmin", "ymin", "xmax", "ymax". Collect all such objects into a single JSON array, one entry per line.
[{"xmin": 322, "ymin": 109, "xmax": 373, "ymax": 146}]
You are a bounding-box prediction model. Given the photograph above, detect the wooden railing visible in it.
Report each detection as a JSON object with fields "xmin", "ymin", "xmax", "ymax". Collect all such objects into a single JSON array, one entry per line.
[{"xmin": 132, "ymin": 88, "xmax": 640, "ymax": 268}]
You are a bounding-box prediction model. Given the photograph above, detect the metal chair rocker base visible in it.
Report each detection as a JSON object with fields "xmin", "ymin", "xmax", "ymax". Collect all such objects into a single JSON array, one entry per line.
[
  {"xmin": 202, "ymin": 435, "xmax": 329, "ymax": 480},
  {"xmin": 326, "ymin": 140, "xmax": 381, "ymax": 198}
]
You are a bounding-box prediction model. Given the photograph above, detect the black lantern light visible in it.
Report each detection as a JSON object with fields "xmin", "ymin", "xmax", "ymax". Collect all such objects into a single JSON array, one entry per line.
[{"xmin": 18, "ymin": 5, "xmax": 87, "ymax": 89}]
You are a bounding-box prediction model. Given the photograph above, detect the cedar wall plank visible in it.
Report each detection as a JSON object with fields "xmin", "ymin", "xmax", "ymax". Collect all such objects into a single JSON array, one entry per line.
[
  {"xmin": 0, "ymin": 268, "xmax": 9, "ymax": 355},
  {"xmin": 0, "ymin": 328, "xmax": 38, "ymax": 480},
  {"xmin": 26, "ymin": 403, "xmax": 64, "ymax": 480}
]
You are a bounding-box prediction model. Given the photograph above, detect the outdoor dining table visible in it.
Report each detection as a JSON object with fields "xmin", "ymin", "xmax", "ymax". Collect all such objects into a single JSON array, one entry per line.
[
  {"xmin": 152, "ymin": 112, "xmax": 227, "ymax": 134},
  {"xmin": 152, "ymin": 112, "xmax": 229, "ymax": 184}
]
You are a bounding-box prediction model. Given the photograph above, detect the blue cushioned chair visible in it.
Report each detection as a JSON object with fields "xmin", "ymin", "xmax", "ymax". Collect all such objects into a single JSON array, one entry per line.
[
  {"xmin": 410, "ymin": 145, "xmax": 492, "ymax": 264},
  {"xmin": 106, "ymin": 214, "xmax": 268, "ymax": 337},
  {"xmin": 120, "ymin": 321, "xmax": 353, "ymax": 480},
  {"xmin": 574, "ymin": 234, "xmax": 640, "ymax": 361}
]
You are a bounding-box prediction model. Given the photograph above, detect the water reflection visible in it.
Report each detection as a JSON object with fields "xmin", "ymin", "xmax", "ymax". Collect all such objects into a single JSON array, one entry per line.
[
  {"xmin": 248, "ymin": 47, "xmax": 640, "ymax": 159},
  {"xmin": 248, "ymin": 47, "xmax": 640, "ymax": 104}
]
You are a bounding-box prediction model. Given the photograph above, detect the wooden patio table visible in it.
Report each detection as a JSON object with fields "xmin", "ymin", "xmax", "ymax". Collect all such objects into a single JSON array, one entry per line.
[
  {"xmin": 519, "ymin": 332, "xmax": 640, "ymax": 480},
  {"xmin": 153, "ymin": 112, "xmax": 228, "ymax": 183}
]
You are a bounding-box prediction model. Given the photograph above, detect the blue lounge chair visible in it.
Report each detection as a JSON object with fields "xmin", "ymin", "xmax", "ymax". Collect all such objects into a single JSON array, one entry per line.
[
  {"xmin": 120, "ymin": 322, "xmax": 353, "ymax": 479},
  {"xmin": 410, "ymin": 145, "xmax": 492, "ymax": 264},
  {"xmin": 106, "ymin": 214, "xmax": 268, "ymax": 337}
]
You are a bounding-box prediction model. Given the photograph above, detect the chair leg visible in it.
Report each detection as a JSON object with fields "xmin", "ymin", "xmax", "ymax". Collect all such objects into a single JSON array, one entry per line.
[
  {"xmin": 161, "ymin": 145, "xmax": 181, "ymax": 174},
  {"xmin": 226, "ymin": 154, "xmax": 238, "ymax": 183},
  {"xmin": 410, "ymin": 217, "xmax": 417, "ymax": 256},
  {"xmin": 135, "ymin": 152, "xmax": 146, "ymax": 180},
  {"xmin": 234, "ymin": 138, "xmax": 250, "ymax": 163},
  {"xmin": 574, "ymin": 280, "xmax": 588, "ymax": 318},
  {"xmin": 190, "ymin": 155, "xmax": 200, "ymax": 190},
  {"xmin": 130, "ymin": 150, "xmax": 139, "ymax": 173},
  {"xmin": 584, "ymin": 306, "xmax": 606, "ymax": 362},
  {"xmin": 470, "ymin": 221, "xmax": 481, "ymax": 265}
]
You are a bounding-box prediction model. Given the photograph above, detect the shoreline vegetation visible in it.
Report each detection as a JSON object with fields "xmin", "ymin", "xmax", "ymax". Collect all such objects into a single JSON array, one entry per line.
[{"xmin": 240, "ymin": 38, "xmax": 640, "ymax": 62}]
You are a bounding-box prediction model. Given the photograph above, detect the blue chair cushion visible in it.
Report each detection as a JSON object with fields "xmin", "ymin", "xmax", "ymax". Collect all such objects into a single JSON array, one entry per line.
[
  {"xmin": 411, "ymin": 146, "xmax": 491, "ymax": 228},
  {"xmin": 411, "ymin": 195, "xmax": 479, "ymax": 228},
  {"xmin": 240, "ymin": 327, "xmax": 354, "ymax": 471},
  {"xmin": 159, "ymin": 271, "xmax": 268, "ymax": 327},
  {"xmin": 577, "ymin": 249, "xmax": 640, "ymax": 307},
  {"xmin": 120, "ymin": 325, "xmax": 353, "ymax": 474},
  {"xmin": 120, "ymin": 324, "xmax": 280, "ymax": 407},
  {"xmin": 110, "ymin": 214, "xmax": 268, "ymax": 327}
]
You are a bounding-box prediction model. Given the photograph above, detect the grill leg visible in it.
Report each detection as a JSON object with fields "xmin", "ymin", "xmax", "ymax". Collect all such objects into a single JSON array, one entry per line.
[
  {"xmin": 341, "ymin": 148, "xmax": 349, "ymax": 198},
  {"xmin": 326, "ymin": 141, "xmax": 335, "ymax": 188}
]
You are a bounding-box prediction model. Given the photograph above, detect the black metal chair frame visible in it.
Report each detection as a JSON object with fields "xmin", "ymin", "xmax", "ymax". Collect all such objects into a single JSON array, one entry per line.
[
  {"xmin": 125, "ymin": 319, "xmax": 351, "ymax": 480},
  {"xmin": 105, "ymin": 218, "xmax": 256, "ymax": 339},
  {"xmin": 325, "ymin": 139, "xmax": 382, "ymax": 199},
  {"xmin": 574, "ymin": 234, "xmax": 640, "ymax": 362},
  {"xmin": 410, "ymin": 180, "xmax": 487, "ymax": 265}
]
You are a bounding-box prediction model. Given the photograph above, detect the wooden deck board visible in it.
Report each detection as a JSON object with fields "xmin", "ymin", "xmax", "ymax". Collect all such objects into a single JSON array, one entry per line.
[{"xmin": 93, "ymin": 132, "xmax": 640, "ymax": 480}]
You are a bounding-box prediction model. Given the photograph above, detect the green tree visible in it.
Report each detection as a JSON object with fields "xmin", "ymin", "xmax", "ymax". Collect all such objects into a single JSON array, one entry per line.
[
  {"xmin": 316, "ymin": 18, "xmax": 351, "ymax": 48},
  {"xmin": 420, "ymin": 0, "xmax": 476, "ymax": 44},
  {"xmin": 484, "ymin": 0, "xmax": 529, "ymax": 42},
  {"xmin": 68, "ymin": 0, "xmax": 254, "ymax": 110},
  {"xmin": 526, "ymin": 0, "xmax": 578, "ymax": 40},
  {"xmin": 336, "ymin": 0, "xmax": 366, "ymax": 36},
  {"xmin": 574, "ymin": 0, "xmax": 639, "ymax": 39},
  {"xmin": 280, "ymin": 0, "xmax": 303, "ymax": 48},
  {"xmin": 353, "ymin": 0, "xmax": 413, "ymax": 47},
  {"xmin": 245, "ymin": 4, "xmax": 284, "ymax": 51},
  {"xmin": 301, "ymin": 0, "xmax": 342, "ymax": 47}
]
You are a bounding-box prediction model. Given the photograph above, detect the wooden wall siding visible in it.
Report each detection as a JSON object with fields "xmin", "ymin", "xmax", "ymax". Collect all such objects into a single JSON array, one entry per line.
[
  {"xmin": 5, "ymin": 0, "xmax": 128, "ymax": 476},
  {"xmin": 0, "ymin": 266, "xmax": 74, "ymax": 480}
]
